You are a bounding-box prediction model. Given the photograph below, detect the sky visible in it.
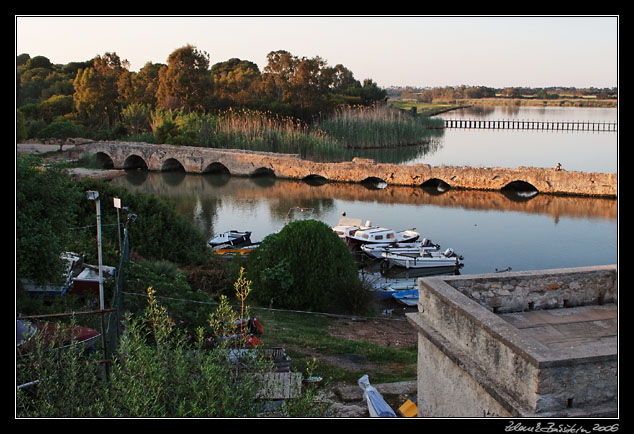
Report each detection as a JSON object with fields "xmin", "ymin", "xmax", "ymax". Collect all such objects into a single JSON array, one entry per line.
[{"xmin": 15, "ymin": 15, "xmax": 619, "ymax": 89}]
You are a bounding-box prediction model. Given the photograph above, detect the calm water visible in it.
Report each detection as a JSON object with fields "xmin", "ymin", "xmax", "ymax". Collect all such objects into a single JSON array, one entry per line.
[
  {"xmin": 411, "ymin": 106, "xmax": 618, "ymax": 173},
  {"xmin": 112, "ymin": 106, "xmax": 617, "ymax": 288},
  {"xmin": 112, "ymin": 171, "xmax": 617, "ymax": 285}
]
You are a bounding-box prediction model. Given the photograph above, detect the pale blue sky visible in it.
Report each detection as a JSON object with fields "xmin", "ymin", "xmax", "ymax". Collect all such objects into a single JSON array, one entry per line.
[{"xmin": 15, "ymin": 15, "xmax": 618, "ymax": 89}]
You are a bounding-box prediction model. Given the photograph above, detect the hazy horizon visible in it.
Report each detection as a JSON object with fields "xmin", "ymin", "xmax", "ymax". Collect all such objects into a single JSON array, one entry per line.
[{"xmin": 15, "ymin": 15, "xmax": 619, "ymax": 90}]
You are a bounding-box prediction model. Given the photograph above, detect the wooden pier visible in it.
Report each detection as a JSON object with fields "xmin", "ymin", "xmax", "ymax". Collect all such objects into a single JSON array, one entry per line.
[{"xmin": 444, "ymin": 119, "xmax": 617, "ymax": 131}]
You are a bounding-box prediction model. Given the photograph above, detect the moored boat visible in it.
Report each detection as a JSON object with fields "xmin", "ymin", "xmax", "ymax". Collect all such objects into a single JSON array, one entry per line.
[
  {"xmin": 391, "ymin": 289, "xmax": 419, "ymax": 306},
  {"xmin": 213, "ymin": 242, "xmax": 261, "ymax": 257},
  {"xmin": 208, "ymin": 230, "xmax": 252, "ymax": 248},
  {"xmin": 346, "ymin": 226, "xmax": 419, "ymax": 249},
  {"xmin": 383, "ymin": 248, "xmax": 463, "ymax": 269},
  {"xmin": 332, "ymin": 217, "xmax": 372, "ymax": 240},
  {"xmin": 360, "ymin": 238, "xmax": 440, "ymax": 259}
]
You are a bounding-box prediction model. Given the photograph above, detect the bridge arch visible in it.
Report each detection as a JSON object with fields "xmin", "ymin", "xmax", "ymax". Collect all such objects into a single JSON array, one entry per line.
[
  {"xmin": 501, "ymin": 180, "xmax": 539, "ymax": 200},
  {"xmin": 421, "ymin": 178, "xmax": 451, "ymax": 194},
  {"xmin": 502, "ymin": 180, "xmax": 538, "ymax": 193},
  {"xmin": 250, "ymin": 167, "xmax": 276, "ymax": 177},
  {"xmin": 94, "ymin": 152, "xmax": 115, "ymax": 169},
  {"xmin": 202, "ymin": 162, "xmax": 230, "ymax": 175},
  {"xmin": 161, "ymin": 158, "xmax": 185, "ymax": 172},
  {"xmin": 360, "ymin": 176, "xmax": 387, "ymax": 189},
  {"xmin": 302, "ymin": 174, "xmax": 328, "ymax": 186},
  {"xmin": 123, "ymin": 154, "xmax": 148, "ymax": 170}
]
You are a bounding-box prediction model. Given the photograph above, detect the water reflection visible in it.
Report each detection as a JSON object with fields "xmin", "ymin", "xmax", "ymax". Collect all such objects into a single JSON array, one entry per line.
[{"xmin": 112, "ymin": 171, "xmax": 617, "ymax": 277}]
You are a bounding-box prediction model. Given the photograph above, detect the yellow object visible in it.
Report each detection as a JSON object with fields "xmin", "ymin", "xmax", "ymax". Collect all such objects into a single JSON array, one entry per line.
[{"xmin": 398, "ymin": 395, "xmax": 418, "ymax": 417}]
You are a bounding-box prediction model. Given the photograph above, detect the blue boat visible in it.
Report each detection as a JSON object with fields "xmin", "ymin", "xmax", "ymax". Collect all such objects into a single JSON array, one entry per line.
[{"xmin": 391, "ymin": 289, "xmax": 419, "ymax": 306}]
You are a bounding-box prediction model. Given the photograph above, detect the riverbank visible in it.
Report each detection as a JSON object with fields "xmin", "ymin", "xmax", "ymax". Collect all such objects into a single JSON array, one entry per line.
[
  {"xmin": 389, "ymin": 97, "xmax": 617, "ymax": 116},
  {"xmin": 17, "ymin": 142, "xmax": 127, "ymax": 181}
]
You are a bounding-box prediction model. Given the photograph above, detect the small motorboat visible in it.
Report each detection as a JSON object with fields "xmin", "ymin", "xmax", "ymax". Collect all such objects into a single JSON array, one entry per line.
[
  {"xmin": 383, "ymin": 248, "xmax": 463, "ymax": 269},
  {"xmin": 213, "ymin": 242, "xmax": 261, "ymax": 258},
  {"xmin": 332, "ymin": 217, "xmax": 372, "ymax": 240},
  {"xmin": 374, "ymin": 280, "xmax": 418, "ymax": 300},
  {"xmin": 208, "ymin": 230, "xmax": 252, "ymax": 248},
  {"xmin": 391, "ymin": 289, "xmax": 419, "ymax": 306},
  {"xmin": 346, "ymin": 226, "xmax": 419, "ymax": 249},
  {"xmin": 361, "ymin": 238, "xmax": 440, "ymax": 259}
]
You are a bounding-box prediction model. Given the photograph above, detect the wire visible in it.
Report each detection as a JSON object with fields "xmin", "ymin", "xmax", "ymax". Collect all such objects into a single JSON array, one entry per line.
[{"xmin": 121, "ymin": 291, "xmax": 409, "ymax": 322}]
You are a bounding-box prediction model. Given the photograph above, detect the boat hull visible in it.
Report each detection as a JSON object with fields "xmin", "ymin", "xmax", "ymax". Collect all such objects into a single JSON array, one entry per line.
[{"xmin": 383, "ymin": 252, "xmax": 460, "ymax": 269}]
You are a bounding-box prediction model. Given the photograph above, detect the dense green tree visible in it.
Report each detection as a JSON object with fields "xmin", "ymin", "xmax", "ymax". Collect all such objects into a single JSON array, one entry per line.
[
  {"xmin": 247, "ymin": 219, "xmax": 368, "ymax": 314},
  {"xmin": 211, "ymin": 58, "xmax": 263, "ymax": 106},
  {"xmin": 16, "ymin": 156, "xmax": 83, "ymax": 286},
  {"xmin": 38, "ymin": 94, "xmax": 74, "ymax": 123},
  {"xmin": 72, "ymin": 52, "xmax": 129, "ymax": 128},
  {"xmin": 117, "ymin": 61, "xmax": 163, "ymax": 108},
  {"xmin": 156, "ymin": 45, "xmax": 213, "ymax": 112}
]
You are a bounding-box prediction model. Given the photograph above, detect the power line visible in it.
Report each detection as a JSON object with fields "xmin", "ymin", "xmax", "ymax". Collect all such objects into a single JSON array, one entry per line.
[{"xmin": 122, "ymin": 291, "xmax": 409, "ymax": 322}]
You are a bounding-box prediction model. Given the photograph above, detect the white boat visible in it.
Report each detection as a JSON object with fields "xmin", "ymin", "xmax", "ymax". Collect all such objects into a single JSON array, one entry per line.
[
  {"xmin": 332, "ymin": 217, "xmax": 372, "ymax": 240},
  {"xmin": 346, "ymin": 226, "xmax": 419, "ymax": 249},
  {"xmin": 208, "ymin": 230, "xmax": 252, "ymax": 248},
  {"xmin": 360, "ymin": 238, "xmax": 440, "ymax": 259},
  {"xmin": 383, "ymin": 248, "xmax": 463, "ymax": 269}
]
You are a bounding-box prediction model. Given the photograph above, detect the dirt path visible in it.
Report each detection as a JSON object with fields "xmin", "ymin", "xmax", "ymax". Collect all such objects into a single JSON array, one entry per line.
[{"xmin": 327, "ymin": 316, "xmax": 417, "ymax": 348}]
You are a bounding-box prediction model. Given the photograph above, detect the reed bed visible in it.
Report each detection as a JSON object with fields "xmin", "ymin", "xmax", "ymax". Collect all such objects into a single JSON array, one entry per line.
[
  {"xmin": 314, "ymin": 105, "xmax": 444, "ymax": 150},
  {"xmin": 149, "ymin": 105, "xmax": 444, "ymax": 162}
]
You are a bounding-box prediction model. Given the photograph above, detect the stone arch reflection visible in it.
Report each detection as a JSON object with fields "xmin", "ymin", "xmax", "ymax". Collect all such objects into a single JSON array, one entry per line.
[
  {"xmin": 501, "ymin": 180, "xmax": 539, "ymax": 202},
  {"xmin": 360, "ymin": 176, "xmax": 387, "ymax": 190},
  {"xmin": 303, "ymin": 174, "xmax": 329, "ymax": 186},
  {"xmin": 421, "ymin": 178, "xmax": 451, "ymax": 195}
]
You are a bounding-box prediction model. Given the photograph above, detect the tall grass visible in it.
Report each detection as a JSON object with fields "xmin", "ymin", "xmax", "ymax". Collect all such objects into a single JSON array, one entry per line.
[
  {"xmin": 149, "ymin": 105, "xmax": 444, "ymax": 162},
  {"xmin": 314, "ymin": 104, "xmax": 444, "ymax": 149}
]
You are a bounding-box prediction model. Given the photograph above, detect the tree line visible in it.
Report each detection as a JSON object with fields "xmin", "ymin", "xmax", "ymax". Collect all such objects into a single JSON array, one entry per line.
[
  {"xmin": 387, "ymin": 84, "xmax": 617, "ymax": 102},
  {"xmin": 16, "ymin": 45, "xmax": 388, "ymax": 142}
]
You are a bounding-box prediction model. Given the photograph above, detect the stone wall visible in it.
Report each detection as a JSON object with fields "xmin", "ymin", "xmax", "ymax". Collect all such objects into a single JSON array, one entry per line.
[
  {"xmin": 407, "ymin": 265, "xmax": 618, "ymax": 417},
  {"xmin": 445, "ymin": 265, "xmax": 617, "ymax": 313},
  {"xmin": 73, "ymin": 141, "xmax": 617, "ymax": 197}
]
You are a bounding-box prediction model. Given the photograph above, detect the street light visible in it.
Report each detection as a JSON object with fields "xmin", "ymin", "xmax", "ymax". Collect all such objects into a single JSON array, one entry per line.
[
  {"xmin": 85, "ymin": 191, "xmax": 104, "ymax": 312},
  {"xmin": 86, "ymin": 190, "xmax": 108, "ymax": 378}
]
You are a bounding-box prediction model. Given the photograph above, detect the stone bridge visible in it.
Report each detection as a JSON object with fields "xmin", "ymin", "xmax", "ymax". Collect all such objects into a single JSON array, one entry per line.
[{"xmin": 73, "ymin": 141, "xmax": 617, "ymax": 197}]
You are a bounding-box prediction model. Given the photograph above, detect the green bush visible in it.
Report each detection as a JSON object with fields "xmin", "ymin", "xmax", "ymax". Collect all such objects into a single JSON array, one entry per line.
[
  {"xmin": 77, "ymin": 178, "xmax": 209, "ymax": 266},
  {"xmin": 247, "ymin": 219, "xmax": 368, "ymax": 314},
  {"xmin": 37, "ymin": 121, "xmax": 85, "ymax": 139}
]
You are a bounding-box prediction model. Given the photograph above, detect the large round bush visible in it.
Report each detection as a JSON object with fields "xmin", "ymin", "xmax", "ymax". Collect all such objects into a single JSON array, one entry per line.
[{"xmin": 247, "ymin": 219, "xmax": 366, "ymax": 314}]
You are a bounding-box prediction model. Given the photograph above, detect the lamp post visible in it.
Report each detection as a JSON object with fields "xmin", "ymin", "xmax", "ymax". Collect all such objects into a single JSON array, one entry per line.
[{"xmin": 86, "ymin": 190, "xmax": 108, "ymax": 378}]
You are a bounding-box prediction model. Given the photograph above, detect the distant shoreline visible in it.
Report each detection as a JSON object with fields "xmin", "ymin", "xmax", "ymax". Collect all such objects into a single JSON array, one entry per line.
[{"xmin": 389, "ymin": 97, "xmax": 617, "ymax": 117}]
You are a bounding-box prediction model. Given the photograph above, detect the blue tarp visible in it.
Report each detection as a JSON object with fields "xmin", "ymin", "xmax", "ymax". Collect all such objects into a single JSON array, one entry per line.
[{"xmin": 358, "ymin": 374, "xmax": 397, "ymax": 417}]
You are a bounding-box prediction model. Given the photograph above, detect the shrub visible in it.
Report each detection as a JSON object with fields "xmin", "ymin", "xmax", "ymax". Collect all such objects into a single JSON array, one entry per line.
[
  {"xmin": 37, "ymin": 121, "xmax": 85, "ymax": 140},
  {"xmin": 247, "ymin": 219, "xmax": 366, "ymax": 314}
]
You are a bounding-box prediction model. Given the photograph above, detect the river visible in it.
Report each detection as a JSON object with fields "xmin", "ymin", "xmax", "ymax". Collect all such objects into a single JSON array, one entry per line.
[{"xmin": 111, "ymin": 106, "xmax": 618, "ymax": 288}]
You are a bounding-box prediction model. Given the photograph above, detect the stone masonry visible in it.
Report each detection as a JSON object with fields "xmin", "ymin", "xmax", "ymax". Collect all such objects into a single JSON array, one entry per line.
[
  {"xmin": 70, "ymin": 141, "xmax": 617, "ymax": 197},
  {"xmin": 407, "ymin": 265, "xmax": 617, "ymax": 418}
]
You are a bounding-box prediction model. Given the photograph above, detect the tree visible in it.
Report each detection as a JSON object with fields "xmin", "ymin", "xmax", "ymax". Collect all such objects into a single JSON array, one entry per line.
[
  {"xmin": 247, "ymin": 219, "xmax": 367, "ymax": 314},
  {"xmin": 16, "ymin": 156, "xmax": 83, "ymax": 286},
  {"xmin": 117, "ymin": 62, "xmax": 163, "ymax": 108},
  {"xmin": 211, "ymin": 58, "xmax": 263, "ymax": 106},
  {"xmin": 73, "ymin": 52, "xmax": 129, "ymax": 127},
  {"xmin": 156, "ymin": 45, "xmax": 213, "ymax": 112}
]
